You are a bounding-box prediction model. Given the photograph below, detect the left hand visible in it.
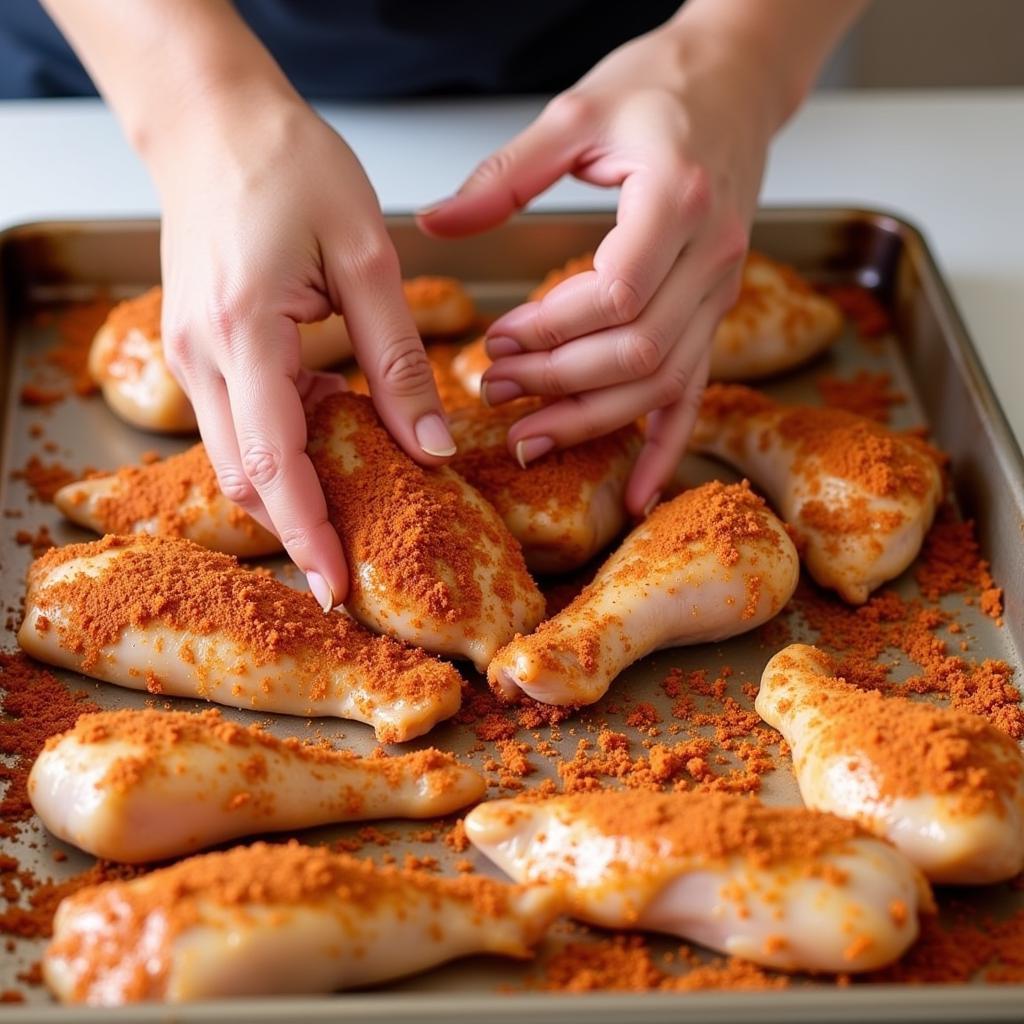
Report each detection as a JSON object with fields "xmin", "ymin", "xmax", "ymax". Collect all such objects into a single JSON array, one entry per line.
[{"xmin": 418, "ymin": 16, "xmax": 785, "ymax": 516}]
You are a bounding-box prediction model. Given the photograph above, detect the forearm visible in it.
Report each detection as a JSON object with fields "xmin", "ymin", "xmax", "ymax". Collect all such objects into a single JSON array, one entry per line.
[
  {"xmin": 663, "ymin": 0, "xmax": 869, "ymax": 129},
  {"xmin": 40, "ymin": 0, "xmax": 297, "ymax": 163}
]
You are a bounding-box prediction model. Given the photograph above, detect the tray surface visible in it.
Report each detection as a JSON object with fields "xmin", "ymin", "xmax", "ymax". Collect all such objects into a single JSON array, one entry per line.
[{"xmin": 1, "ymin": 210, "xmax": 1022, "ymax": 1022}]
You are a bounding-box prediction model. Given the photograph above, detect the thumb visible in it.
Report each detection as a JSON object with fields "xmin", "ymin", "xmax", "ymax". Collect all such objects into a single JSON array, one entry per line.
[{"xmin": 417, "ymin": 106, "xmax": 584, "ymax": 238}]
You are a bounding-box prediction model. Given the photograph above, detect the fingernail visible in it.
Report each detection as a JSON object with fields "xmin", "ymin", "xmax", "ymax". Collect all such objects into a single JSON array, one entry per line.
[
  {"xmin": 515, "ymin": 436, "xmax": 554, "ymax": 469},
  {"xmin": 481, "ymin": 379, "xmax": 523, "ymax": 407},
  {"xmin": 416, "ymin": 196, "xmax": 453, "ymax": 217},
  {"xmin": 415, "ymin": 412, "xmax": 457, "ymax": 457},
  {"xmin": 486, "ymin": 335, "xmax": 522, "ymax": 359},
  {"xmin": 306, "ymin": 571, "xmax": 334, "ymax": 614},
  {"xmin": 643, "ymin": 491, "xmax": 662, "ymax": 518}
]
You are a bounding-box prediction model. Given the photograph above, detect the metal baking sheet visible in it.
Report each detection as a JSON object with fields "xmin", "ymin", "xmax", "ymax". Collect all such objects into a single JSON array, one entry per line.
[{"xmin": 0, "ymin": 210, "xmax": 1022, "ymax": 1023}]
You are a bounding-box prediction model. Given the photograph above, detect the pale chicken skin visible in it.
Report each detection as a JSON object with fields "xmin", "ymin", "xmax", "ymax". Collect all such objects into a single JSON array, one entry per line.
[
  {"xmin": 450, "ymin": 251, "xmax": 841, "ymax": 397},
  {"xmin": 44, "ymin": 840, "xmax": 560, "ymax": 1005},
  {"xmin": 308, "ymin": 392, "xmax": 544, "ymax": 671},
  {"xmin": 690, "ymin": 384, "xmax": 943, "ymax": 603},
  {"xmin": 448, "ymin": 399, "xmax": 640, "ymax": 573},
  {"xmin": 466, "ymin": 791, "xmax": 931, "ymax": 974},
  {"xmin": 709, "ymin": 251, "xmax": 843, "ymax": 381},
  {"xmin": 90, "ymin": 280, "xmax": 475, "ymax": 433},
  {"xmin": 18, "ymin": 535, "xmax": 462, "ymax": 743},
  {"xmin": 54, "ymin": 444, "xmax": 279, "ymax": 558},
  {"xmin": 30, "ymin": 708, "xmax": 486, "ymax": 863},
  {"xmin": 488, "ymin": 481, "xmax": 799, "ymax": 706},
  {"xmin": 757, "ymin": 644, "xmax": 1024, "ymax": 884}
]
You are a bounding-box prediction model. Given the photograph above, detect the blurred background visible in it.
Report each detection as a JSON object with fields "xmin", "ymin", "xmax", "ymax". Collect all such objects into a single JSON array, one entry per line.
[{"xmin": 822, "ymin": 0, "xmax": 1022, "ymax": 88}]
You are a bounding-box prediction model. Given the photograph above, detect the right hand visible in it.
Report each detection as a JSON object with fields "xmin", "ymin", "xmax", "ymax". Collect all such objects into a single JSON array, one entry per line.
[{"xmin": 149, "ymin": 88, "xmax": 455, "ymax": 610}]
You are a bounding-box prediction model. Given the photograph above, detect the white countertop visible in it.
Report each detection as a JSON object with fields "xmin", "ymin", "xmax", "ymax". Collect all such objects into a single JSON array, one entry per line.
[{"xmin": 2, "ymin": 91, "xmax": 1023, "ymax": 447}]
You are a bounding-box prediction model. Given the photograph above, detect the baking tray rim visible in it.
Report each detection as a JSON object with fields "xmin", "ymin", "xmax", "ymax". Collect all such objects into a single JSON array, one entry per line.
[{"xmin": 1, "ymin": 208, "xmax": 1023, "ymax": 1018}]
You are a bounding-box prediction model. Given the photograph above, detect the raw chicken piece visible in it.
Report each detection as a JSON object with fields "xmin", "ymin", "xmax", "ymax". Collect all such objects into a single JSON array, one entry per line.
[
  {"xmin": 18, "ymin": 535, "xmax": 462, "ymax": 743},
  {"xmin": 30, "ymin": 708, "xmax": 486, "ymax": 862},
  {"xmin": 488, "ymin": 481, "xmax": 798, "ymax": 706},
  {"xmin": 90, "ymin": 279, "xmax": 475, "ymax": 434},
  {"xmin": 709, "ymin": 252, "xmax": 843, "ymax": 380},
  {"xmin": 44, "ymin": 840, "xmax": 559, "ymax": 1005},
  {"xmin": 54, "ymin": 444, "xmax": 279, "ymax": 558},
  {"xmin": 308, "ymin": 392, "xmax": 544, "ymax": 670},
  {"xmin": 451, "ymin": 251, "xmax": 840, "ymax": 397},
  {"xmin": 690, "ymin": 384, "xmax": 943, "ymax": 603},
  {"xmin": 757, "ymin": 644, "xmax": 1024, "ymax": 884},
  {"xmin": 448, "ymin": 399, "xmax": 640, "ymax": 573},
  {"xmin": 466, "ymin": 790, "xmax": 932, "ymax": 974}
]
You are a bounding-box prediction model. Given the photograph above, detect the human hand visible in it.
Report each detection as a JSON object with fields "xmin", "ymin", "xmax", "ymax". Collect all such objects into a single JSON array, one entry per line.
[
  {"xmin": 151, "ymin": 88, "xmax": 454, "ymax": 609},
  {"xmin": 419, "ymin": 12, "xmax": 789, "ymax": 517}
]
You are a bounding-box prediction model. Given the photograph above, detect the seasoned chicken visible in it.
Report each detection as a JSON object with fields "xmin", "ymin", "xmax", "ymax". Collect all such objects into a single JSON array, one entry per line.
[
  {"xmin": 488, "ymin": 481, "xmax": 798, "ymax": 706},
  {"xmin": 90, "ymin": 279, "xmax": 475, "ymax": 433},
  {"xmin": 757, "ymin": 644, "xmax": 1024, "ymax": 884},
  {"xmin": 308, "ymin": 392, "xmax": 544, "ymax": 671},
  {"xmin": 44, "ymin": 840, "xmax": 559, "ymax": 1005},
  {"xmin": 451, "ymin": 251, "xmax": 841, "ymax": 397},
  {"xmin": 709, "ymin": 252, "xmax": 843, "ymax": 380},
  {"xmin": 30, "ymin": 708, "xmax": 486, "ymax": 862},
  {"xmin": 466, "ymin": 790, "xmax": 932, "ymax": 974},
  {"xmin": 448, "ymin": 400, "xmax": 640, "ymax": 573},
  {"xmin": 18, "ymin": 535, "xmax": 462, "ymax": 743},
  {"xmin": 53, "ymin": 444, "xmax": 279, "ymax": 558},
  {"xmin": 690, "ymin": 384, "xmax": 943, "ymax": 603}
]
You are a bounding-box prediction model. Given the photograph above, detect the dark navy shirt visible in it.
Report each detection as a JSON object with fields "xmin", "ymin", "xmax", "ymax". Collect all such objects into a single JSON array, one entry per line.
[{"xmin": 0, "ymin": 1, "xmax": 681, "ymax": 99}]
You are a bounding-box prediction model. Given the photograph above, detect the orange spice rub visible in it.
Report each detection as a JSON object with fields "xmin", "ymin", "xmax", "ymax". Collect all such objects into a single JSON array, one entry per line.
[
  {"xmin": 44, "ymin": 840, "xmax": 557, "ymax": 1004},
  {"xmin": 31, "ymin": 708, "xmax": 486, "ymax": 861},
  {"xmin": 307, "ymin": 392, "xmax": 544, "ymax": 670},
  {"xmin": 53, "ymin": 444, "xmax": 278, "ymax": 557},
  {"xmin": 448, "ymin": 399, "xmax": 640, "ymax": 572},
  {"xmin": 18, "ymin": 534, "xmax": 463, "ymax": 742}
]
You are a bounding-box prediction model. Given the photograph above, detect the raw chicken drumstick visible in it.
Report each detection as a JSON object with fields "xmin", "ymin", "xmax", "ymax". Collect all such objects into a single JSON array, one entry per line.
[
  {"xmin": 448, "ymin": 400, "xmax": 640, "ymax": 573},
  {"xmin": 308, "ymin": 392, "xmax": 544, "ymax": 670},
  {"xmin": 44, "ymin": 840, "xmax": 560, "ymax": 1005},
  {"xmin": 90, "ymin": 279, "xmax": 475, "ymax": 433},
  {"xmin": 30, "ymin": 708, "xmax": 486, "ymax": 863},
  {"xmin": 451, "ymin": 251, "xmax": 841, "ymax": 396},
  {"xmin": 757, "ymin": 644, "xmax": 1024, "ymax": 884},
  {"xmin": 690, "ymin": 384, "xmax": 943, "ymax": 603},
  {"xmin": 488, "ymin": 480, "xmax": 799, "ymax": 706},
  {"xmin": 18, "ymin": 535, "xmax": 462, "ymax": 743},
  {"xmin": 54, "ymin": 444, "xmax": 279, "ymax": 558},
  {"xmin": 466, "ymin": 790, "xmax": 931, "ymax": 974}
]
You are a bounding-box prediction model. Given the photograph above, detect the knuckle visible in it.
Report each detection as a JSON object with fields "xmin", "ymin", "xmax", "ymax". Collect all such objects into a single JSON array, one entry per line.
[
  {"xmin": 677, "ymin": 166, "xmax": 713, "ymax": 222},
  {"xmin": 539, "ymin": 355, "xmax": 569, "ymax": 396},
  {"xmin": 469, "ymin": 148, "xmax": 517, "ymax": 190},
  {"xmin": 216, "ymin": 466, "xmax": 259, "ymax": 507},
  {"xmin": 618, "ymin": 330, "xmax": 664, "ymax": 378},
  {"xmin": 716, "ymin": 216, "xmax": 750, "ymax": 270},
  {"xmin": 654, "ymin": 364, "xmax": 689, "ymax": 407},
  {"xmin": 600, "ymin": 274, "xmax": 644, "ymax": 324},
  {"xmin": 241, "ymin": 443, "xmax": 284, "ymax": 489},
  {"xmin": 278, "ymin": 523, "xmax": 318, "ymax": 551},
  {"xmin": 347, "ymin": 232, "xmax": 400, "ymax": 280},
  {"xmin": 543, "ymin": 91, "xmax": 594, "ymax": 132},
  {"xmin": 532, "ymin": 305, "xmax": 562, "ymax": 351},
  {"xmin": 378, "ymin": 342, "xmax": 434, "ymax": 395},
  {"xmin": 161, "ymin": 321, "xmax": 193, "ymax": 379}
]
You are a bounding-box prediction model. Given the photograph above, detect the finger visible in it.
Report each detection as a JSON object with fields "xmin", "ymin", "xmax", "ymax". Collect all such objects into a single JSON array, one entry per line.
[
  {"xmin": 484, "ymin": 167, "xmax": 709, "ymax": 352},
  {"xmin": 416, "ymin": 97, "xmax": 586, "ymax": 238},
  {"xmin": 625, "ymin": 345, "xmax": 712, "ymax": 517},
  {"xmin": 504, "ymin": 295, "xmax": 726, "ymax": 463},
  {"xmin": 329, "ymin": 233, "xmax": 456, "ymax": 464},
  {"xmin": 294, "ymin": 366, "xmax": 348, "ymax": 414},
  {"xmin": 481, "ymin": 241, "xmax": 724, "ymax": 401},
  {"xmin": 220, "ymin": 315, "xmax": 350, "ymax": 608},
  {"xmin": 185, "ymin": 368, "xmax": 274, "ymax": 535}
]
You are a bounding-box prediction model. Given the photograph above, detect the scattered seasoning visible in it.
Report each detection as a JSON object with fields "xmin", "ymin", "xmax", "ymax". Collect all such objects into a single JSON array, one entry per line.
[
  {"xmin": 13, "ymin": 524, "xmax": 54, "ymax": 558},
  {"xmin": 816, "ymin": 370, "xmax": 905, "ymax": 423},
  {"xmin": 10, "ymin": 457, "xmax": 81, "ymax": 504},
  {"xmin": 0, "ymin": 653, "xmax": 99, "ymax": 838},
  {"xmin": 822, "ymin": 285, "xmax": 892, "ymax": 338}
]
